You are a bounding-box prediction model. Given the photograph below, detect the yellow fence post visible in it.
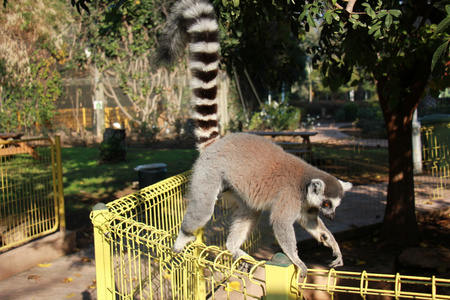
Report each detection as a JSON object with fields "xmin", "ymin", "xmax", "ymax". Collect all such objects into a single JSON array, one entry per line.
[
  {"xmin": 194, "ymin": 228, "xmax": 207, "ymax": 300},
  {"xmin": 83, "ymin": 107, "xmax": 87, "ymax": 129},
  {"xmin": 92, "ymin": 203, "xmax": 114, "ymax": 300},
  {"xmin": 265, "ymin": 253, "xmax": 297, "ymax": 300},
  {"xmin": 55, "ymin": 136, "xmax": 66, "ymax": 232}
]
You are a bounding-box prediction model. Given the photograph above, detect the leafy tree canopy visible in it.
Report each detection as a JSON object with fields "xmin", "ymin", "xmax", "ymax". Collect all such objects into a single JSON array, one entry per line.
[{"xmin": 0, "ymin": 0, "xmax": 74, "ymax": 132}]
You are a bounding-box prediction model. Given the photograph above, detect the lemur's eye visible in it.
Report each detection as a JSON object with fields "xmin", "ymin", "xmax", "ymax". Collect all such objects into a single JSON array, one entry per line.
[{"xmin": 322, "ymin": 200, "xmax": 332, "ymax": 208}]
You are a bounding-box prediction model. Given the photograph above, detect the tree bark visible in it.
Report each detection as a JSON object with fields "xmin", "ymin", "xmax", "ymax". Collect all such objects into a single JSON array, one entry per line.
[
  {"xmin": 376, "ymin": 58, "xmax": 431, "ymax": 245},
  {"xmin": 378, "ymin": 95, "xmax": 419, "ymax": 244}
]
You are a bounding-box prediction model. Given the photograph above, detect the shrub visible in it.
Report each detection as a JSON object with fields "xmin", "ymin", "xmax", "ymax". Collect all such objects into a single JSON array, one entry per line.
[
  {"xmin": 336, "ymin": 102, "xmax": 359, "ymax": 122},
  {"xmin": 249, "ymin": 101, "xmax": 301, "ymax": 131},
  {"xmin": 355, "ymin": 103, "xmax": 386, "ymax": 138},
  {"xmin": 98, "ymin": 129, "xmax": 127, "ymax": 164}
]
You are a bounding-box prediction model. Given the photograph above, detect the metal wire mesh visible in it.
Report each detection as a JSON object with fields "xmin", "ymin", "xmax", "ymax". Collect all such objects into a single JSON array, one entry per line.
[
  {"xmin": 297, "ymin": 269, "xmax": 450, "ymax": 299},
  {"xmin": 92, "ymin": 123, "xmax": 450, "ymax": 300},
  {"xmin": 92, "ymin": 172, "xmax": 267, "ymax": 299},
  {"xmin": 0, "ymin": 137, "xmax": 64, "ymax": 252},
  {"xmin": 92, "ymin": 169, "xmax": 450, "ymax": 300}
]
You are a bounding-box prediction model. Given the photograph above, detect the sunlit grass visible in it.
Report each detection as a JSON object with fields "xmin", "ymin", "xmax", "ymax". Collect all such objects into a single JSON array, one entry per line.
[{"xmin": 61, "ymin": 147, "xmax": 197, "ymax": 198}]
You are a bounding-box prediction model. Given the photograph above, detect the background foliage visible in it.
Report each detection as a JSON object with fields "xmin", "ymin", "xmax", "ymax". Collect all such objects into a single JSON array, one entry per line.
[{"xmin": 0, "ymin": 0, "xmax": 72, "ymax": 132}]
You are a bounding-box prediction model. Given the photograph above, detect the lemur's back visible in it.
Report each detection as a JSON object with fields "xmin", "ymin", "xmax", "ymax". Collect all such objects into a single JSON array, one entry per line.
[{"xmin": 194, "ymin": 132, "xmax": 335, "ymax": 211}]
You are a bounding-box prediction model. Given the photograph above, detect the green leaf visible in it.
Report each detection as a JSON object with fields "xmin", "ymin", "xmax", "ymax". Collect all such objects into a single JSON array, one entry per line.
[
  {"xmin": 431, "ymin": 40, "xmax": 450, "ymax": 71},
  {"xmin": 362, "ymin": 3, "xmax": 376, "ymax": 19},
  {"xmin": 298, "ymin": 9, "xmax": 308, "ymax": 22},
  {"xmin": 446, "ymin": 4, "xmax": 450, "ymax": 15},
  {"xmin": 373, "ymin": 29, "xmax": 382, "ymax": 39},
  {"xmin": 368, "ymin": 24, "xmax": 381, "ymax": 35},
  {"xmin": 377, "ymin": 10, "xmax": 388, "ymax": 19},
  {"xmin": 307, "ymin": 12, "xmax": 316, "ymax": 28},
  {"xmin": 324, "ymin": 10, "xmax": 333, "ymax": 24},
  {"xmin": 435, "ymin": 16, "xmax": 450, "ymax": 35},
  {"xmin": 385, "ymin": 13, "xmax": 393, "ymax": 29},
  {"xmin": 332, "ymin": 12, "xmax": 340, "ymax": 22},
  {"xmin": 389, "ymin": 10, "xmax": 401, "ymax": 18}
]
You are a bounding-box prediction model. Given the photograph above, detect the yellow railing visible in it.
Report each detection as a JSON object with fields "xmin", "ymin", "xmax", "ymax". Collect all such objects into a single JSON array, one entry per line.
[
  {"xmin": 51, "ymin": 107, "xmax": 132, "ymax": 133},
  {"xmin": 420, "ymin": 124, "xmax": 450, "ymax": 201},
  {"xmin": 297, "ymin": 269, "xmax": 450, "ymax": 299},
  {"xmin": 0, "ymin": 136, "xmax": 65, "ymax": 252},
  {"xmin": 91, "ymin": 171, "xmax": 450, "ymax": 300}
]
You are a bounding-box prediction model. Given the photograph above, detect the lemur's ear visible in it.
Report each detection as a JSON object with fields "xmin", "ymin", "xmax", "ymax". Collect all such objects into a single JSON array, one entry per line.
[
  {"xmin": 309, "ymin": 179, "xmax": 325, "ymax": 195},
  {"xmin": 339, "ymin": 180, "xmax": 352, "ymax": 192}
]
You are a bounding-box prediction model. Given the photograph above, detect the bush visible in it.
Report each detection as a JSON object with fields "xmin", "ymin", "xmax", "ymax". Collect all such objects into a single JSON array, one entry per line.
[
  {"xmin": 355, "ymin": 103, "xmax": 386, "ymax": 138},
  {"xmin": 98, "ymin": 129, "xmax": 126, "ymax": 164},
  {"xmin": 336, "ymin": 102, "xmax": 359, "ymax": 122},
  {"xmin": 249, "ymin": 101, "xmax": 301, "ymax": 131}
]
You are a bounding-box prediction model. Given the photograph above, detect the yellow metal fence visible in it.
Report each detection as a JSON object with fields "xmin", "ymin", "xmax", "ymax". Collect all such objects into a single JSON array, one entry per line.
[
  {"xmin": 92, "ymin": 173, "xmax": 450, "ymax": 300},
  {"xmin": 0, "ymin": 136, "xmax": 65, "ymax": 252},
  {"xmin": 51, "ymin": 107, "xmax": 132, "ymax": 133},
  {"xmin": 91, "ymin": 123, "xmax": 450, "ymax": 299}
]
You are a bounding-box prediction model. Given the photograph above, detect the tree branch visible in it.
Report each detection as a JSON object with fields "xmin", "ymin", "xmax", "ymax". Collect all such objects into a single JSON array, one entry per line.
[{"xmin": 345, "ymin": 0, "xmax": 357, "ymax": 14}]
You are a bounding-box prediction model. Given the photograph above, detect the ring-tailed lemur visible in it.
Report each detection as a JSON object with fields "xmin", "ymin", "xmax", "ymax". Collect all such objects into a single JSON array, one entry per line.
[{"xmin": 157, "ymin": 0, "xmax": 352, "ymax": 277}]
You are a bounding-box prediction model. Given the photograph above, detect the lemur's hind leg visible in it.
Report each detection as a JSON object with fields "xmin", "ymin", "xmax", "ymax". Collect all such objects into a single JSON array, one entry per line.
[
  {"xmin": 225, "ymin": 193, "xmax": 261, "ymax": 260},
  {"xmin": 173, "ymin": 170, "xmax": 222, "ymax": 253}
]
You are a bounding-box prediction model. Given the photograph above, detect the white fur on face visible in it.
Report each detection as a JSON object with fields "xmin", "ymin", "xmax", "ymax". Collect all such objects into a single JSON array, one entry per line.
[
  {"xmin": 307, "ymin": 179, "xmax": 325, "ymax": 207},
  {"xmin": 307, "ymin": 179, "xmax": 343, "ymax": 211}
]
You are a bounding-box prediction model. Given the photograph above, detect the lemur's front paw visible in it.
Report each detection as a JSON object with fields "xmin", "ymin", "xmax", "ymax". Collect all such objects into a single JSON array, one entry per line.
[
  {"xmin": 231, "ymin": 250, "xmax": 252, "ymax": 272},
  {"xmin": 329, "ymin": 256, "xmax": 343, "ymax": 268},
  {"xmin": 173, "ymin": 231, "xmax": 196, "ymax": 253},
  {"xmin": 294, "ymin": 261, "xmax": 308, "ymax": 278}
]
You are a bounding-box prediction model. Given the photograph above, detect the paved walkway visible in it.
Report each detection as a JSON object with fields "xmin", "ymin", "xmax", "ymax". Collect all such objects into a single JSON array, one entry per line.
[{"xmin": 0, "ymin": 247, "xmax": 96, "ymax": 300}]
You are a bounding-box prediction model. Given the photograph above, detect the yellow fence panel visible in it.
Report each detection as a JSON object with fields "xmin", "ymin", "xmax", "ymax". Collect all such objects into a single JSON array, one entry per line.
[
  {"xmin": 297, "ymin": 268, "xmax": 450, "ymax": 300},
  {"xmin": 92, "ymin": 171, "xmax": 450, "ymax": 300},
  {"xmin": 91, "ymin": 172, "xmax": 267, "ymax": 300},
  {"xmin": 0, "ymin": 136, "xmax": 65, "ymax": 252}
]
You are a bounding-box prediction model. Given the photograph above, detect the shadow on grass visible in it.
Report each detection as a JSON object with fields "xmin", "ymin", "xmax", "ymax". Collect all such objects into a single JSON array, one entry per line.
[{"xmin": 61, "ymin": 146, "xmax": 197, "ymax": 234}]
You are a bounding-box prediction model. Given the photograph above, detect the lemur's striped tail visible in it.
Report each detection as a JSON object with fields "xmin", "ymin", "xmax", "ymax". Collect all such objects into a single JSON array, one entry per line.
[{"xmin": 157, "ymin": 0, "xmax": 220, "ymax": 151}]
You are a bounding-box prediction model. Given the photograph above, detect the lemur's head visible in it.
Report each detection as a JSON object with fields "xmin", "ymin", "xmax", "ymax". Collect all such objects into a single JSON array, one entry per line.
[{"xmin": 307, "ymin": 178, "xmax": 352, "ymax": 220}]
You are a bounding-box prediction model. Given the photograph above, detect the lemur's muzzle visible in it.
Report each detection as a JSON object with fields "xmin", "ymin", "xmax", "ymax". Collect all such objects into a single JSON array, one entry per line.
[{"xmin": 323, "ymin": 212, "xmax": 335, "ymax": 220}]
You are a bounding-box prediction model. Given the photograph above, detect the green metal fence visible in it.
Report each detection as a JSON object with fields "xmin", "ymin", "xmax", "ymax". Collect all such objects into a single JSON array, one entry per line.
[{"xmin": 0, "ymin": 136, "xmax": 65, "ymax": 252}]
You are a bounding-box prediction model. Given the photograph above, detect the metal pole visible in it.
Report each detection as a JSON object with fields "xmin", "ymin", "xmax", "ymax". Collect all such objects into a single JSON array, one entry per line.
[
  {"xmin": 265, "ymin": 253, "xmax": 297, "ymax": 300},
  {"xmin": 92, "ymin": 203, "xmax": 114, "ymax": 300},
  {"xmin": 412, "ymin": 109, "xmax": 423, "ymax": 174},
  {"xmin": 55, "ymin": 136, "xmax": 66, "ymax": 232}
]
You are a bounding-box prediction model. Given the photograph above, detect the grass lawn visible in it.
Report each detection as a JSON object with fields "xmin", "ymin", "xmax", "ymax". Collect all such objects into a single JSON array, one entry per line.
[{"xmin": 61, "ymin": 146, "xmax": 197, "ymax": 232}]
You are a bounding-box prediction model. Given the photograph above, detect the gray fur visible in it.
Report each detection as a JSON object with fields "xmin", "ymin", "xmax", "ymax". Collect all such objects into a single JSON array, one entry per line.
[{"xmin": 175, "ymin": 133, "xmax": 352, "ymax": 277}]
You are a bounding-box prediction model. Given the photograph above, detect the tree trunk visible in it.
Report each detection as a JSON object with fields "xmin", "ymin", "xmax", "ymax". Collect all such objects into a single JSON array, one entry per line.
[
  {"xmin": 376, "ymin": 57, "xmax": 431, "ymax": 245},
  {"xmin": 379, "ymin": 97, "xmax": 419, "ymax": 244}
]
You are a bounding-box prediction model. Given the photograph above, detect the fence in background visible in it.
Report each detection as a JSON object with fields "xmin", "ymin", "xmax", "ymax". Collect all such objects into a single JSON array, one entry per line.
[
  {"xmin": 0, "ymin": 136, "xmax": 65, "ymax": 252},
  {"xmin": 51, "ymin": 107, "xmax": 133, "ymax": 133},
  {"xmin": 420, "ymin": 122, "xmax": 450, "ymax": 201}
]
